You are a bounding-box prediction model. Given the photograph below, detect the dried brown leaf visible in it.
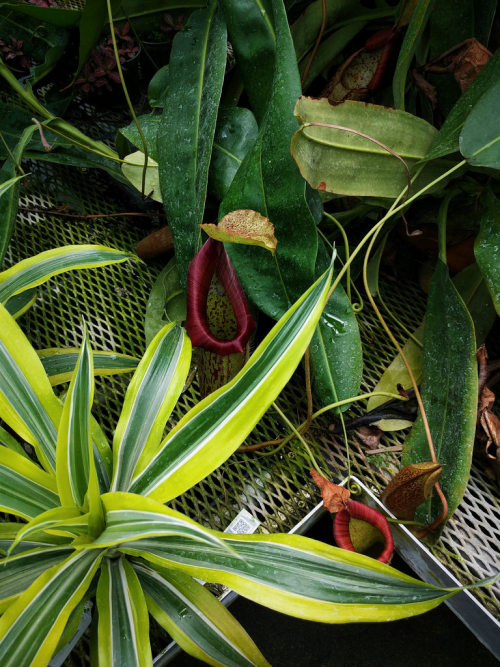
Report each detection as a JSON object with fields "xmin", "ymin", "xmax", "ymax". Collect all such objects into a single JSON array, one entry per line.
[
  {"xmin": 310, "ymin": 469, "xmax": 350, "ymax": 513},
  {"xmin": 356, "ymin": 425, "xmax": 383, "ymax": 450},
  {"xmin": 425, "ymin": 38, "xmax": 492, "ymax": 92},
  {"xmin": 479, "ymin": 386, "xmax": 495, "ymax": 413},
  {"xmin": 201, "ymin": 210, "xmax": 277, "ymax": 253}
]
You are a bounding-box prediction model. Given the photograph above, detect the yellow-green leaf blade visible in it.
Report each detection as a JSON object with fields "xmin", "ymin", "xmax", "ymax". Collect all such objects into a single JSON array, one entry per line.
[
  {"xmin": 111, "ymin": 324, "xmax": 192, "ymax": 492},
  {"xmin": 129, "ymin": 265, "xmax": 333, "ymax": 502},
  {"xmin": 0, "ymin": 549, "xmax": 103, "ymax": 667},
  {"xmin": 135, "ymin": 563, "xmax": 270, "ymax": 667},
  {"xmin": 0, "ymin": 303, "xmax": 61, "ymax": 471},
  {"xmin": 122, "ymin": 532, "xmax": 454, "ymax": 624},
  {"xmin": 38, "ymin": 348, "xmax": 139, "ymax": 386},
  {"xmin": 96, "ymin": 557, "xmax": 152, "ymax": 667},
  {"xmin": 56, "ymin": 331, "xmax": 95, "ymax": 508},
  {"xmin": 0, "ymin": 546, "xmax": 73, "ymax": 611},
  {"xmin": 0, "ymin": 244, "xmax": 135, "ymax": 303},
  {"xmin": 0, "ymin": 447, "xmax": 59, "ymax": 520}
]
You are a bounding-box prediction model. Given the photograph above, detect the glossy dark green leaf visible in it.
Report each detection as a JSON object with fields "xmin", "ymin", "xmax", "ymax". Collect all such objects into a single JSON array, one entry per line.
[
  {"xmin": 402, "ymin": 260, "xmax": 477, "ymax": 532},
  {"xmin": 148, "ymin": 65, "xmax": 169, "ymax": 108},
  {"xmin": 474, "ymin": 195, "xmax": 500, "ymax": 316},
  {"xmin": 0, "ymin": 126, "xmax": 36, "ymax": 267},
  {"xmin": 145, "ymin": 259, "xmax": 187, "ymax": 346},
  {"xmin": 452, "ymin": 263, "xmax": 496, "ymax": 344},
  {"xmin": 157, "ymin": 0, "xmax": 227, "ymax": 286},
  {"xmin": 208, "ymin": 107, "xmax": 259, "ymax": 201},
  {"xmin": 424, "ymin": 49, "xmax": 500, "ymax": 161},
  {"xmin": 428, "ymin": 0, "xmax": 474, "ymax": 60},
  {"xmin": 0, "ymin": 3, "xmax": 80, "ymax": 26},
  {"xmin": 393, "ymin": 0, "xmax": 434, "ymax": 110},
  {"xmin": 219, "ymin": 0, "xmax": 275, "ymax": 123},
  {"xmin": 309, "ymin": 242, "xmax": 362, "ymax": 413},
  {"xmin": 219, "ymin": 0, "xmax": 319, "ymax": 320},
  {"xmin": 460, "ymin": 78, "xmax": 500, "ymax": 169},
  {"xmin": 119, "ymin": 114, "xmax": 161, "ymax": 161}
]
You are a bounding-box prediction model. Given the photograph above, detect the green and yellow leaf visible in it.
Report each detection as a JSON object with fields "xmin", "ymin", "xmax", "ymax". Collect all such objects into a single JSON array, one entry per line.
[
  {"xmin": 0, "ymin": 549, "xmax": 103, "ymax": 667},
  {"xmin": 0, "ymin": 245, "xmax": 135, "ymax": 303},
  {"xmin": 122, "ymin": 532, "xmax": 454, "ymax": 624},
  {"xmin": 129, "ymin": 265, "xmax": 333, "ymax": 502},
  {"xmin": 96, "ymin": 557, "xmax": 152, "ymax": 667},
  {"xmin": 38, "ymin": 348, "xmax": 139, "ymax": 386},
  {"xmin": 135, "ymin": 563, "xmax": 270, "ymax": 667},
  {"xmin": 111, "ymin": 324, "xmax": 192, "ymax": 492},
  {"xmin": 0, "ymin": 303, "xmax": 61, "ymax": 471},
  {"xmin": 0, "ymin": 446, "xmax": 59, "ymax": 520}
]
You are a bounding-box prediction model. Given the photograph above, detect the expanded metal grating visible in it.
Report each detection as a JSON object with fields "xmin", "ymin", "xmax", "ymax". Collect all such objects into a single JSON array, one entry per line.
[{"xmin": 5, "ymin": 159, "xmax": 500, "ymax": 646}]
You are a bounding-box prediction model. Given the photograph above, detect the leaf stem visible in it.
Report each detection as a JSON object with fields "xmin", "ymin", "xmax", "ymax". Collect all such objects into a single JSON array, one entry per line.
[
  {"xmin": 106, "ymin": 0, "xmax": 149, "ymax": 196},
  {"xmin": 239, "ymin": 391, "xmax": 406, "ymax": 453}
]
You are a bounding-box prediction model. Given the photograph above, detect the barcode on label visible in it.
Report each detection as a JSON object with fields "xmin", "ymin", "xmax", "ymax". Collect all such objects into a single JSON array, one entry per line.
[{"xmin": 225, "ymin": 509, "xmax": 260, "ymax": 534}]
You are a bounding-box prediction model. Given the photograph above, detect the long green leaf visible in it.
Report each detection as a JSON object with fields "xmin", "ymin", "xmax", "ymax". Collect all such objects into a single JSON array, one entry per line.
[
  {"xmin": 0, "ymin": 303, "xmax": 61, "ymax": 472},
  {"xmin": 402, "ymin": 261, "xmax": 477, "ymax": 530},
  {"xmin": 0, "ymin": 447, "xmax": 59, "ymax": 520},
  {"xmin": 111, "ymin": 324, "xmax": 191, "ymax": 491},
  {"xmin": 475, "ymin": 194, "xmax": 500, "ymax": 315},
  {"xmin": 220, "ymin": 0, "xmax": 319, "ymax": 320},
  {"xmin": 460, "ymin": 77, "xmax": 500, "ymax": 169},
  {"xmin": 0, "ymin": 245, "xmax": 134, "ymax": 303},
  {"xmin": 424, "ymin": 49, "xmax": 500, "ymax": 161},
  {"xmin": 56, "ymin": 332, "xmax": 95, "ymax": 509},
  {"xmin": 38, "ymin": 348, "xmax": 139, "ymax": 386},
  {"xmin": 291, "ymin": 97, "xmax": 438, "ymax": 199},
  {"xmin": 0, "ymin": 174, "xmax": 25, "ymax": 198},
  {"xmin": 9, "ymin": 508, "xmax": 87, "ymax": 551},
  {"xmin": 0, "ymin": 3, "xmax": 80, "ymax": 26},
  {"xmin": 310, "ymin": 244, "xmax": 362, "ymax": 412},
  {"xmin": 0, "ymin": 549, "xmax": 102, "ymax": 666},
  {"xmin": 208, "ymin": 107, "xmax": 259, "ymax": 201},
  {"xmin": 392, "ymin": 0, "xmax": 434, "ymax": 110},
  {"xmin": 0, "ymin": 126, "xmax": 36, "ymax": 266},
  {"xmin": 367, "ymin": 262, "xmax": 495, "ymax": 431},
  {"xmin": 86, "ymin": 493, "xmax": 232, "ymax": 554},
  {"xmin": 122, "ymin": 533, "xmax": 455, "ymax": 623},
  {"xmin": 0, "ymin": 546, "xmax": 73, "ymax": 610},
  {"xmin": 0, "ymin": 523, "xmax": 63, "ymax": 556},
  {"xmin": 135, "ymin": 563, "xmax": 270, "ymax": 667},
  {"xmin": 0, "ymin": 424, "xmax": 28, "ymax": 458},
  {"xmin": 219, "ymin": 0, "xmax": 275, "ymax": 123},
  {"xmin": 129, "ymin": 265, "xmax": 332, "ymax": 502},
  {"xmin": 4, "ymin": 288, "xmax": 36, "ymax": 320},
  {"xmin": 96, "ymin": 557, "xmax": 152, "ymax": 667},
  {"xmin": 157, "ymin": 0, "xmax": 227, "ymax": 285}
]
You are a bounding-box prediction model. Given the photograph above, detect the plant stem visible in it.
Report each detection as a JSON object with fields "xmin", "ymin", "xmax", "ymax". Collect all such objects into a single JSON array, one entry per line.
[
  {"xmin": 106, "ymin": 0, "xmax": 149, "ymax": 196},
  {"xmin": 323, "ymin": 211, "xmax": 351, "ymax": 302},
  {"xmin": 437, "ymin": 190, "xmax": 455, "ymax": 264},
  {"xmin": 273, "ymin": 402, "xmax": 326, "ymax": 476},
  {"xmin": 239, "ymin": 390, "xmax": 406, "ymax": 452}
]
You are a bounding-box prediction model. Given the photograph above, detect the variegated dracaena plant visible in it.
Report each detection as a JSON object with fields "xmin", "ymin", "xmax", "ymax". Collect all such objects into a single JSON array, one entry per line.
[{"xmin": 0, "ymin": 263, "xmax": 468, "ymax": 667}]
